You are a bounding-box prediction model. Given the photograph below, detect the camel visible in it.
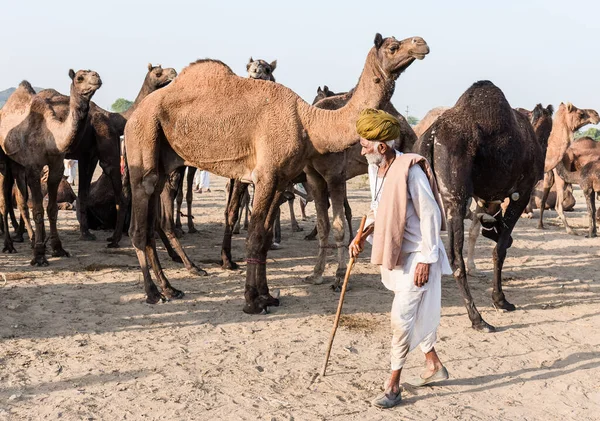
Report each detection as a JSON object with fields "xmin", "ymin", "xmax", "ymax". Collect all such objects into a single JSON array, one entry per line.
[
  {"xmin": 551, "ymin": 136, "xmax": 600, "ymax": 236},
  {"xmin": 176, "ymin": 58, "xmax": 278, "ymax": 236},
  {"xmin": 579, "ymin": 160, "xmax": 600, "ymax": 237},
  {"xmin": 412, "ymin": 106, "xmax": 449, "ymax": 137},
  {"xmin": 28, "ymin": 64, "xmax": 176, "ymax": 248},
  {"xmin": 537, "ymin": 104, "xmax": 599, "ymax": 234},
  {"xmin": 0, "ymin": 70, "xmax": 102, "ymax": 264},
  {"xmin": 300, "ymin": 87, "xmax": 417, "ymax": 289},
  {"xmin": 524, "ymin": 179, "xmax": 575, "ymax": 216},
  {"xmin": 414, "ymin": 80, "xmax": 554, "ymax": 332},
  {"xmin": 125, "ymin": 33, "xmax": 429, "ymax": 312}
]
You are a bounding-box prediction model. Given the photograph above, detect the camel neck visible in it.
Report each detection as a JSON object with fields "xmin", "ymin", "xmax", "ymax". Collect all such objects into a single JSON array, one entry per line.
[
  {"xmin": 54, "ymin": 85, "xmax": 91, "ymax": 153},
  {"xmin": 544, "ymin": 106, "xmax": 573, "ymax": 172},
  {"xmin": 297, "ymin": 48, "xmax": 396, "ymax": 155},
  {"xmin": 120, "ymin": 81, "xmax": 153, "ymax": 120}
]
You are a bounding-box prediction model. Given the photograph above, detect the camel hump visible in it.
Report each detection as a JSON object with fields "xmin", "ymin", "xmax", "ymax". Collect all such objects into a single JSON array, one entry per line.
[
  {"xmin": 19, "ymin": 80, "xmax": 36, "ymax": 94},
  {"xmin": 453, "ymin": 80, "xmax": 513, "ymax": 134},
  {"xmin": 179, "ymin": 58, "xmax": 236, "ymax": 80}
]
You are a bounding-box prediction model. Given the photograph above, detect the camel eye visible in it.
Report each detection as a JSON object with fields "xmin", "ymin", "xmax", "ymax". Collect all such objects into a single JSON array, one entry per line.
[
  {"xmin": 265, "ymin": 68, "xmax": 270, "ymax": 74},
  {"xmin": 77, "ymin": 76, "xmax": 84, "ymax": 82},
  {"xmin": 390, "ymin": 46, "xmax": 398, "ymax": 53},
  {"xmin": 155, "ymin": 71, "xmax": 162, "ymax": 77}
]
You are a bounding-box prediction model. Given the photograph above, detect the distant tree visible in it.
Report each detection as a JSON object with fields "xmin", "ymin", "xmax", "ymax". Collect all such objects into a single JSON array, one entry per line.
[
  {"xmin": 110, "ymin": 98, "xmax": 133, "ymax": 113},
  {"xmin": 576, "ymin": 127, "xmax": 600, "ymax": 141},
  {"xmin": 407, "ymin": 115, "xmax": 420, "ymax": 126}
]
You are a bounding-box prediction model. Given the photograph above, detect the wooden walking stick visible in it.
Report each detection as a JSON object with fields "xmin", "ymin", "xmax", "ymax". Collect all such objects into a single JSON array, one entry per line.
[{"xmin": 321, "ymin": 215, "xmax": 368, "ymax": 376}]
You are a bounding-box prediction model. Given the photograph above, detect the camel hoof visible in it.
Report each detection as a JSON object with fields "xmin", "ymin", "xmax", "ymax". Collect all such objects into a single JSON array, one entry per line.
[
  {"xmin": 536, "ymin": 224, "xmax": 544, "ymax": 230},
  {"xmin": 494, "ymin": 300, "xmax": 516, "ymax": 312},
  {"xmin": 80, "ymin": 232, "xmax": 96, "ymax": 241},
  {"xmin": 163, "ymin": 288, "xmax": 185, "ymax": 300},
  {"xmin": 189, "ymin": 266, "xmax": 208, "ymax": 276},
  {"xmin": 174, "ymin": 228, "xmax": 184, "ymax": 239},
  {"xmin": 221, "ymin": 260, "xmax": 239, "ymax": 270},
  {"xmin": 304, "ymin": 234, "xmax": 317, "ymax": 241},
  {"xmin": 585, "ymin": 232, "xmax": 597, "ymax": 238},
  {"xmin": 566, "ymin": 229, "xmax": 577, "ymax": 236},
  {"xmin": 472, "ymin": 320, "xmax": 496, "ymax": 333},
  {"xmin": 106, "ymin": 236, "xmax": 114, "ymax": 242},
  {"xmin": 145, "ymin": 293, "xmax": 166, "ymax": 304},
  {"xmin": 170, "ymin": 254, "xmax": 183, "ymax": 264},
  {"xmin": 232, "ymin": 228, "xmax": 241, "ymax": 235},
  {"xmin": 331, "ymin": 283, "xmax": 351, "ymax": 292},
  {"xmin": 270, "ymin": 242, "xmax": 282, "ymax": 250},
  {"xmin": 291, "ymin": 226, "xmax": 304, "ymax": 232},
  {"xmin": 3, "ymin": 244, "xmax": 17, "ymax": 253},
  {"xmin": 243, "ymin": 294, "xmax": 280, "ymax": 315},
  {"xmin": 51, "ymin": 248, "xmax": 70, "ymax": 258},
  {"xmin": 106, "ymin": 242, "xmax": 120, "ymax": 248},
  {"xmin": 467, "ymin": 268, "xmax": 486, "ymax": 278},
  {"xmin": 30, "ymin": 255, "xmax": 49, "ymax": 267},
  {"xmin": 188, "ymin": 227, "xmax": 198, "ymax": 234},
  {"xmin": 304, "ymin": 274, "xmax": 324, "ymax": 285}
]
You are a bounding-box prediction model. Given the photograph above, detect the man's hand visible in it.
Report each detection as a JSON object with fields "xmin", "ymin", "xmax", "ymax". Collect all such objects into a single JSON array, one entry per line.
[
  {"xmin": 414, "ymin": 263, "xmax": 431, "ymax": 287},
  {"xmin": 349, "ymin": 233, "xmax": 366, "ymax": 258}
]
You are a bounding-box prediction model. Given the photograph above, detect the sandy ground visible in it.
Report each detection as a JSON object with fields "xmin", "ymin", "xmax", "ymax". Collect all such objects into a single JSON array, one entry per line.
[{"xmin": 1, "ymin": 174, "xmax": 599, "ymax": 421}]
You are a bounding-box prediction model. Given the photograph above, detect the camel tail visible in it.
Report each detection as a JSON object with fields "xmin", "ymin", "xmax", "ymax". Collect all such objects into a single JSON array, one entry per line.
[{"xmin": 555, "ymin": 160, "xmax": 581, "ymax": 185}]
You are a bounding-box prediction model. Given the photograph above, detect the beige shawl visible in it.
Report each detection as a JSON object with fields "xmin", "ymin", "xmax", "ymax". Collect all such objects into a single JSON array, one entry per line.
[{"xmin": 371, "ymin": 153, "xmax": 446, "ymax": 270}]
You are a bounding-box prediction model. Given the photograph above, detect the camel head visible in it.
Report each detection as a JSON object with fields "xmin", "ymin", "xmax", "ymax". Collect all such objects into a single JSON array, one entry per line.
[
  {"xmin": 313, "ymin": 85, "xmax": 341, "ymax": 104},
  {"xmin": 561, "ymin": 102, "xmax": 600, "ymax": 131},
  {"xmin": 246, "ymin": 57, "xmax": 277, "ymax": 82},
  {"xmin": 68, "ymin": 69, "xmax": 102, "ymax": 98},
  {"xmin": 531, "ymin": 103, "xmax": 554, "ymax": 147},
  {"xmin": 372, "ymin": 33, "xmax": 429, "ymax": 80},
  {"xmin": 146, "ymin": 63, "xmax": 178, "ymax": 90}
]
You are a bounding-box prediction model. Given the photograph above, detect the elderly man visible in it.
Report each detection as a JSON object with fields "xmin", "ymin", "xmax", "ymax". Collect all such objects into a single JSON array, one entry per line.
[{"xmin": 349, "ymin": 109, "xmax": 452, "ymax": 409}]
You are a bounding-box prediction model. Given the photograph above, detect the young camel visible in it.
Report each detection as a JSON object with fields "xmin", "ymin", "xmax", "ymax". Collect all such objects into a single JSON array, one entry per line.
[
  {"xmin": 537, "ymin": 103, "xmax": 599, "ymax": 234},
  {"xmin": 415, "ymin": 81, "xmax": 553, "ymax": 332},
  {"xmin": 0, "ymin": 71, "xmax": 102, "ymax": 264},
  {"xmin": 125, "ymin": 34, "xmax": 429, "ymax": 313}
]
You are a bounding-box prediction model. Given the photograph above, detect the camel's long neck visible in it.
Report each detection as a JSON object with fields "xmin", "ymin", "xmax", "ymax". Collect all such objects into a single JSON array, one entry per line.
[
  {"xmin": 120, "ymin": 81, "xmax": 153, "ymax": 121},
  {"xmin": 53, "ymin": 86, "xmax": 91, "ymax": 153},
  {"xmin": 298, "ymin": 49, "xmax": 396, "ymax": 154},
  {"xmin": 544, "ymin": 107, "xmax": 573, "ymax": 172}
]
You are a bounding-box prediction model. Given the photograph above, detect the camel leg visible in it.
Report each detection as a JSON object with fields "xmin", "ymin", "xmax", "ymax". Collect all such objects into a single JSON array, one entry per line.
[
  {"xmin": 300, "ymin": 198, "xmax": 307, "ymax": 220},
  {"xmin": 242, "ymin": 186, "xmax": 251, "ymax": 231},
  {"xmin": 491, "ymin": 195, "xmax": 529, "ymax": 311},
  {"xmin": 243, "ymin": 177, "xmax": 282, "ymax": 314},
  {"xmin": 186, "ymin": 167, "xmax": 198, "ymax": 234},
  {"xmin": 447, "ymin": 198, "xmax": 493, "ymax": 332},
  {"xmin": 46, "ymin": 165, "xmax": 69, "ymax": 257},
  {"xmin": 329, "ymin": 177, "xmax": 348, "ymax": 292},
  {"xmin": 173, "ymin": 169, "xmax": 185, "ymax": 238},
  {"xmin": 0, "ymin": 160, "xmax": 16, "ymax": 253},
  {"xmin": 584, "ymin": 189, "xmax": 597, "ymax": 238},
  {"xmin": 343, "ymin": 195, "xmax": 353, "ymax": 246},
  {"xmin": 271, "ymin": 208, "xmax": 282, "ymax": 249},
  {"xmin": 221, "ymin": 180, "xmax": 247, "ymax": 269},
  {"xmin": 304, "ymin": 225, "xmax": 318, "ymax": 241},
  {"xmin": 159, "ymin": 169, "xmax": 206, "ymax": 276},
  {"xmin": 305, "ymin": 171, "xmax": 329, "ymax": 285},
  {"xmin": 100, "ymin": 159, "xmax": 126, "ymax": 247},
  {"xmin": 553, "ymin": 171, "xmax": 575, "ymax": 235},
  {"xmin": 466, "ymin": 211, "xmax": 482, "ymax": 276},
  {"xmin": 537, "ymin": 171, "xmax": 553, "ymax": 229},
  {"xmin": 13, "ymin": 169, "xmax": 34, "ymax": 243},
  {"xmin": 76, "ymin": 154, "xmax": 97, "ymax": 241},
  {"xmin": 146, "ymin": 235, "xmax": 185, "ymax": 300},
  {"xmin": 26, "ymin": 169, "xmax": 48, "ymax": 266},
  {"xmin": 288, "ymin": 195, "xmax": 303, "ymax": 232}
]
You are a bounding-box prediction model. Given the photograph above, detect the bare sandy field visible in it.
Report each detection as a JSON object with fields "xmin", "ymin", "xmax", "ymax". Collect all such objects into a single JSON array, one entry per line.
[{"xmin": 1, "ymin": 175, "xmax": 599, "ymax": 421}]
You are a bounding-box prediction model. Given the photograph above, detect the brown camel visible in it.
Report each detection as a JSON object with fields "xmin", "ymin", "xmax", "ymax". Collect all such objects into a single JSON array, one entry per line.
[
  {"xmin": 125, "ymin": 34, "xmax": 429, "ymax": 312},
  {"xmin": 579, "ymin": 160, "xmax": 600, "ymax": 237},
  {"xmin": 412, "ymin": 106, "xmax": 449, "ymax": 138},
  {"xmin": 176, "ymin": 57, "xmax": 278, "ymax": 236},
  {"xmin": 537, "ymin": 104, "xmax": 599, "ymax": 233},
  {"xmin": 301, "ymin": 88, "xmax": 417, "ymax": 289},
  {"xmin": 414, "ymin": 80, "xmax": 554, "ymax": 332},
  {"xmin": 25, "ymin": 64, "xmax": 176, "ymax": 248},
  {"xmin": 0, "ymin": 70, "xmax": 102, "ymax": 264},
  {"xmin": 552, "ymin": 136, "xmax": 600, "ymax": 236},
  {"xmin": 524, "ymin": 179, "xmax": 575, "ymax": 216}
]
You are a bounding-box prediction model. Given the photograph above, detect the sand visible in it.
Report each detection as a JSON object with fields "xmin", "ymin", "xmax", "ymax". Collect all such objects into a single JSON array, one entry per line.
[{"xmin": 1, "ymin": 175, "xmax": 599, "ymax": 420}]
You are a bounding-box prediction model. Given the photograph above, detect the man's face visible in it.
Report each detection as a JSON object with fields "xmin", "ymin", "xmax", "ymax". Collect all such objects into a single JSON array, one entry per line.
[{"xmin": 360, "ymin": 138, "xmax": 385, "ymax": 166}]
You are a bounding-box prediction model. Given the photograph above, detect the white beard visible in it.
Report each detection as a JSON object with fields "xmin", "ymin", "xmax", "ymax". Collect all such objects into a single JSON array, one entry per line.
[{"xmin": 365, "ymin": 151, "xmax": 384, "ymax": 166}]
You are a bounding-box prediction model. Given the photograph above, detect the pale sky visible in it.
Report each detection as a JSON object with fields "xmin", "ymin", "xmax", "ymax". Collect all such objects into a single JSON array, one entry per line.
[{"xmin": 3, "ymin": 0, "xmax": 600, "ymax": 121}]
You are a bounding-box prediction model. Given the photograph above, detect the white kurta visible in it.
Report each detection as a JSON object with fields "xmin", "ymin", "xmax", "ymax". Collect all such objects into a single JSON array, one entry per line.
[
  {"xmin": 194, "ymin": 170, "xmax": 211, "ymax": 189},
  {"xmin": 366, "ymin": 152, "xmax": 452, "ymax": 370}
]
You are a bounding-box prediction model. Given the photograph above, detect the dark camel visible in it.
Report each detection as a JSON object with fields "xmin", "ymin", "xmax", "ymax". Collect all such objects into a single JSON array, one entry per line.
[
  {"xmin": 414, "ymin": 80, "xmax": 553, "ymax": 332},
  {"xmin": 124, "ymin": 34, "xmax": 429, "ymax": 312}
]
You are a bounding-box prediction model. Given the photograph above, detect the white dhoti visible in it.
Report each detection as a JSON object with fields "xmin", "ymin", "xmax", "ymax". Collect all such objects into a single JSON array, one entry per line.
[{"xmin": 384, "ymin": 253, "xmax": 443, "ymax": 370}]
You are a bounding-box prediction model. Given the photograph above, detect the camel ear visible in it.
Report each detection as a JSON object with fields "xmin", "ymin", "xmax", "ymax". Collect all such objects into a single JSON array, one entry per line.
[
  {"xmin": 547, "ymin": 104, "xmax": 554, "ymax": 115},
  {"xmin": 324, "ymin": 85, "xmax": 329, "ymax": 92},
  {"xmin": 566, "ymin": 102, "xmax": 574, "ymax": 112},
  {"xmin": 246, "ymin": 57, "xmax": 254, "ymax": 71},
  {"xmin": 68, "ymin": 69, "xmax": 75, "ymax": 80},
  {"xmin": 269, "ymin": 60, "xmax": 277, "ymax": 71},
  {"xmin": 374, "ymin": 33, "xmax": 384, "ymax": 49},
  {"xmin": 148, "ymin": 63, "xmax": 153, "ymax": 71},
  {"xmin": 317, "ymin": 86, "xmax": 323, "ymax": 94}
]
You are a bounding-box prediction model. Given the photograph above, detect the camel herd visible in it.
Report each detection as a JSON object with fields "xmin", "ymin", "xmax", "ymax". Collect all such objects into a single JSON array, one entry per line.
[{"xmin": 1, "ymin": 33, "xmax": 599, "ymax": 330}]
